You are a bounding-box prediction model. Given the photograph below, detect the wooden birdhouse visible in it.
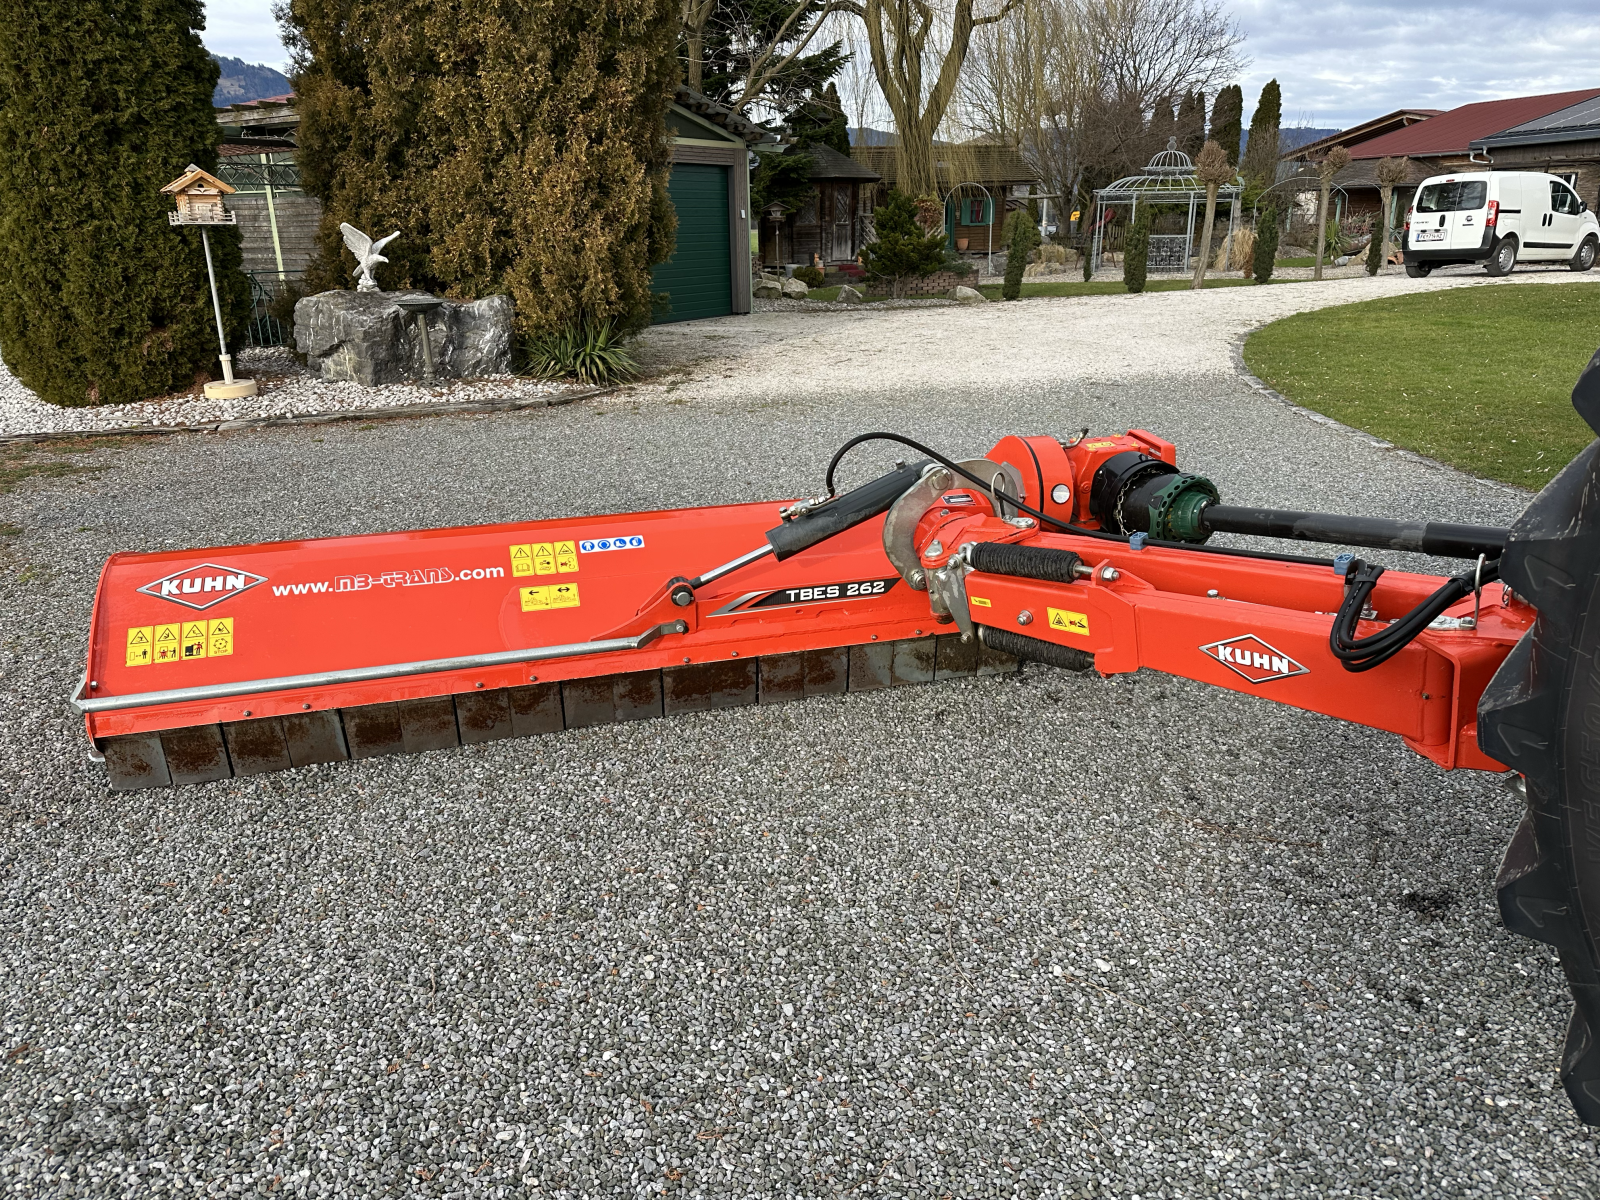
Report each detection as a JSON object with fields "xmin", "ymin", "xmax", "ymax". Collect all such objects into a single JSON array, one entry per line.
[{"xmin": 161, "ymin": 164, "xmax": 237, "ymax": 225}]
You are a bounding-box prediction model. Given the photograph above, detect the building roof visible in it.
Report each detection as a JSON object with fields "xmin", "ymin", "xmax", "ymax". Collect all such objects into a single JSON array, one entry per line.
[
  {"xmin": 1343, "ymin": 89, "xmax": 1600, "ymax": 159},
  {"xmin": 801, "ymin": 143, "xmax": 879, "ymax": 181},
  {"xmin": 1474, "ymin": 92, "xmax": 1600, "ymax": 150},
  {"xmin": 219, "ymin": 139, "xmax": 298, "ymax": 157},
  {"xmin": 1285, "ymin": 110, "xmax": 1443, "ymax": 161},
  {"xmin": 672, "ymin": 86, "xmax": 775, "ymax": 145},
  {"xmin": 161, "ymin": 164, "xmax": 235, "ymax": 195},
  {"xmin": 1330, "ymin": 155, "xmax": 1435, "ymax": 192},
  {"xmin": 851, "ymin": 144, "xmax": 1036, "ymax": 190}
]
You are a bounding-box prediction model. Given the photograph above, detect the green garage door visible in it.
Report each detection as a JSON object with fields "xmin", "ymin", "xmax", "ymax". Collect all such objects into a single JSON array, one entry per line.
[{"xmin": 652, "ymin": 162, "xmax": 732, "ymax": 323}]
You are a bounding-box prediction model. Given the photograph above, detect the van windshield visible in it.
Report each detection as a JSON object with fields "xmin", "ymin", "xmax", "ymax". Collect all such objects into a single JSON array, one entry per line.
[{"xmin": 1416, "ymin": 181, "xmax": 1488, "ymax": 212}]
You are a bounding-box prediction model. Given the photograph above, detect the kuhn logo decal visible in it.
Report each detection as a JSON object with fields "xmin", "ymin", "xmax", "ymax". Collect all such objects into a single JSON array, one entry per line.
[
  {"xmin": 137, "ymin": 564, "xmax": 266, "ymax": 611},
  {"xmin": 1199, "ymin": 634, "xmax": 1308, "ymax": 684}
]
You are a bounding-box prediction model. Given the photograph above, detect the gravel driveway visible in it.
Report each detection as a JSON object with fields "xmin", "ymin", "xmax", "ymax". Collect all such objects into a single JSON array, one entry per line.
[{"xmin": 4, "ymin": 270, "xmax": 1600, "ymax": 1198}]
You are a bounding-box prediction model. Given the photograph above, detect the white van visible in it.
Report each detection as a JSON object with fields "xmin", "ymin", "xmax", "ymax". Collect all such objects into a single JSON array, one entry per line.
[{"xmin": 1403, "ymin": 171, "xmax": 1598, "ymax": 277}]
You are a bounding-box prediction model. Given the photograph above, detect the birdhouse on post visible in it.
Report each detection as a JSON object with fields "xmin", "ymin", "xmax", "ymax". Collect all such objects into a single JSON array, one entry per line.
[
  {"xmin": 160, "ymin": 164, "xmax": 255, "ymax": 400},
  {"xmin": 161, "ymin": 165, "xmax": 238, "ymax": 226}
]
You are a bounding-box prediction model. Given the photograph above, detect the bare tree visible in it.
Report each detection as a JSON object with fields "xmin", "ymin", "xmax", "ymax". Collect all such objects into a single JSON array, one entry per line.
[
  {"xmin": 1376, "ymin": 156, "xmax": 1408, "ymax": 268},
  {"xmin": 1190, "ymin": 138, "xmax": 1230, "ymax": 289},
  {"xmin": 836, "ymin": 0, "xmax": 1023, "ymax": 197},
  {"xmin": 1313, "ymin": 144, "xmax": 1350, "ymax": 281},
  {"xmin": 1071, "ymin": 0, "xmax": 1246, "ymax": 202},
  {"xmin": 957, "ymin": 0, "xmax": 1096, "ymax": 211}
]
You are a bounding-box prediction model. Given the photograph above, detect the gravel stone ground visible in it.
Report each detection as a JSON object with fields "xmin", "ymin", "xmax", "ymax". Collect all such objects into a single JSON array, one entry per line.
[
  {"xmin": 4, "ymin": 269, "xmax": 1600, "ymax": 1198},
  {"xmin": 0, "ymin": 347, "xmax": 578, "ymax": 437}
]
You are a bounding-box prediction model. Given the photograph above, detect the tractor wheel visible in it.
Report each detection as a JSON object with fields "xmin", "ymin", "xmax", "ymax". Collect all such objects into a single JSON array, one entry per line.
[{"xmin": 1480, "ymin": 344, "xmax": 1600, "ymax": 1124}]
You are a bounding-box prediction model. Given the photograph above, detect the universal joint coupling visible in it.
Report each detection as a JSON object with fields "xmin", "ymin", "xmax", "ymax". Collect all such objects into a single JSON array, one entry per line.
[{"xmin": 1088, "ymin": 451, "xmax": 1219, "ymax": 544}]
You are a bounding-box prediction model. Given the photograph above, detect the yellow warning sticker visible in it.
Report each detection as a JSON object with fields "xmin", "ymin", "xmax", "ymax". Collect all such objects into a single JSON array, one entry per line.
[
  {"xmin": 532, "ymin": 542, "xmax": 557, "ymax": 575},
  {"xmin": 153, "ymin": 623, "xmax": 182, "ymax": 663},
  {"xmin": 1048, "ymin": 608, "xmax": 1090, "ymax": 636},
  {"xmin": 521, "ymin": 583, "xmax": 581, "ymax": 612},
  {"xmin": 1082, "ymin": 439, "xmax": 1118, "ymax": 450},
  {"xmin": 554, "ymin": 540, "xmax": 578, "ymax": 573},
  {"xmin": 969, "ymin": 597, "xmax": 992, "ymax": 608},
  {"xmin": 126, "ymin": 626, "xmax": 153, "ymax": 667},
  {"xmin": 182, "ymin": 621, "xmax": 208, "ymax": 660},
  {"xmin": 208, "ymin": 617, "xmax": 234, "ymax": 657},
  {"xmin": 508, "ymin": 544, "xmax": 535, "ymax": 577}
]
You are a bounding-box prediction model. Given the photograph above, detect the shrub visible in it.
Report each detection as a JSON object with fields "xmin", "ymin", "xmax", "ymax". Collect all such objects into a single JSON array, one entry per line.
[
  {"xmin": 1365, "ymin": 220, "xmax": 1385, "ymax": 275},
  {"xmin": 861, "ymin": 189, "xmax": 947, "ymax": 297},
  {"xmin": 793, "ymin": 266, "xmax": 825, "ymax": 287},
  {"xmin": 1001, "ymin": 209, "xmax": 1040, "ymax": 301},
  {"xmin": 1124, "ymin": 207, "xmax": 1154, "ymax": 294},
  {"xmin": 0, "ymin": 0, "xmax": 250, "ymax": 407},
  {"xmin": 518, "ymin": 319, "xmax": 637, "ymax": 385},
  {"xmin": 285, "ymin": 0, "xmax": 679, "ymax": 339},
  {"xmin": 1253, "ymin": 208, "xmax": 1281, "ymax": 284}
]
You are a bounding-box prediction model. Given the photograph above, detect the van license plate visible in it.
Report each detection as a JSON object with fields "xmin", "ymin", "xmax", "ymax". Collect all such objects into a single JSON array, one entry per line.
[{"xmin": 1416, "ymin": 230, "xmax": 1445, "ymax": 242}]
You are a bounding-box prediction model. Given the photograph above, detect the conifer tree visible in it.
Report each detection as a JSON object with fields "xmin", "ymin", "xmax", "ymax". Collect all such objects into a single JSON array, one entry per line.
[
  {"xmin": 861, "ymin": 189, "xmax": 946, "ymax": 297},
  {"xmin": 1124, "ymin": 206, "xmax": 1153, "ymax": 294},
  {"xmin": 1001, "ymin": 208, "xmax": 1040, "ymax": 301},
  {"xmin": 1241, "ymin": 79, "xmax": 1281, "ymax": 191},
  {"xmin": 1253, "ymin": 206, "xmax": 1280, "ymax": 283},
  {"xmin": 0, "ymin": 0, "xmax": 248, "ymax": 407},
  {"xmin": 1208, "ymin": 85, "xmax": 1244, "ymax": 168},
  {"xmin": 1177, "ymin": 92, "xmax": 1206, "ymax": 158},
  {"xmin": 285, "ymin": 0, "xmax": 680, "ymax": 336}
]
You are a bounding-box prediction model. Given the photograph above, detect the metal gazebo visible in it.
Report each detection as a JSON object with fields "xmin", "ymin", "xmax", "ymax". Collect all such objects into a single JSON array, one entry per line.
[{"xmin": 1090, "ymin": 138, "xmax": 1243, "ymax": 274}]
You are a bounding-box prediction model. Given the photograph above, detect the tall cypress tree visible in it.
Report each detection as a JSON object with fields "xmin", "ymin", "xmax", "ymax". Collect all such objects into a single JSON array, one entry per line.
[
  {"xmin": 0, "ymin": 0, "xmax": 248, "ymax": 407},
  {"xmin": 1208, "ymin": 85, "xmax": 1244, "ymax": 168},
  {"xmin": 285, "ymin": 0, "xmax": 680, "ymax": 336},
  {"xmin": 1177, "ymin": 92, "xmax": 1206, "ymax": 158},
  {"xmin": 1241, "ymin": 79, "xmax": 1282, "ymax": 190}
]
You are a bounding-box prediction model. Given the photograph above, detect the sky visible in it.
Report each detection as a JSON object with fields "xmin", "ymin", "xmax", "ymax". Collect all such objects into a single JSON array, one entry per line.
[{"xmin": 203, "ymin": 0, "xmax": 1599, "ymax": 131}]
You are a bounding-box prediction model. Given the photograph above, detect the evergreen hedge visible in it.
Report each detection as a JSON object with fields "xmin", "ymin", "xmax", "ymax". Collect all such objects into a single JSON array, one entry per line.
[
  {"xmin": 0, "ymin": 0, "xmax": 248, "ymax": 407},
  {"xmin": 1124, "ymin": 207, "xmax": 1153, "ymax": 294},
  {"xmin": 284, "ymin": 0, "xmax": 680, "ymax": 337},
  {"xmin": 1253, "ymin": 208, "xmax": 1280, "ymax": 283}
]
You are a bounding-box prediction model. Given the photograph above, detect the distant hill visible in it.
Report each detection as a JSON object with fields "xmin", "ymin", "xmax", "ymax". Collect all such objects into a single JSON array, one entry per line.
[
  {"xmin": 212, "ymin": 55, "xmax": 291, "ymax": 108},
  {"xmin": 848, "ymin": 126, "xmax": 896, "ymax": 147},
  {"xmin": 1264, "ymin": 127, "xmax": 1342, "ymax": 153}
]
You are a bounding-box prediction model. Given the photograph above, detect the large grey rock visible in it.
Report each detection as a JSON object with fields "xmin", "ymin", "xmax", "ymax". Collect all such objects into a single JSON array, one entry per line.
[
  {"xmin": 753, "ymin": 279, "xmax": 783, "ymax": 299},
  {"xmin": 836, "ymin": 284, "xmax": 865, "ymax": 304},
  {"xmin": 948, "ymin": 285, "xmax": 987, "ymax": 304},
  {"xmin": 294, "ymin": 290, "xmax": 514, "ymax": 386},
  {"xmin": 780, "ymin": 277, "xmax": 809, "ymax": 299}
]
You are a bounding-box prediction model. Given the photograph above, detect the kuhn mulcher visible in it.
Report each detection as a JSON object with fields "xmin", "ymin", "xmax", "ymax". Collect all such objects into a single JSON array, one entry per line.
[{"xmin": 74, "ymin": 349, "xmax": 1600, "ymax": 1123}]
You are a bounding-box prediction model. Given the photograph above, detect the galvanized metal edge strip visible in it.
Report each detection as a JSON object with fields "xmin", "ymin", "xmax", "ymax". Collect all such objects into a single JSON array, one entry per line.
[{"xmin": 72, "ymin": 623, "xmax": 680, "ymax": 715}]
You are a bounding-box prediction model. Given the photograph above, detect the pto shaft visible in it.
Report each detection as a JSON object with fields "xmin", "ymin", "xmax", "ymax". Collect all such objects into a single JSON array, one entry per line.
[{"xmin": 1200, "ymin": 505, "xmax": 1508, "ymax": 560}]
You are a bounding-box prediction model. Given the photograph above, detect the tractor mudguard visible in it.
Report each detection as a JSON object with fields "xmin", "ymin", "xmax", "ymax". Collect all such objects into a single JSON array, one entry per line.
[{"xmin": 1479, "ymin": 345, "xmax": 1600, "ymax": 1122}]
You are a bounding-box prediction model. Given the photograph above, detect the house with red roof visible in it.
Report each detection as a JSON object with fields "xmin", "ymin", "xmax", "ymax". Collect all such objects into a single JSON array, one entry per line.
[{"xmin": 1280, "ymin": 88, "xmax": 1600, "ymax": 230}]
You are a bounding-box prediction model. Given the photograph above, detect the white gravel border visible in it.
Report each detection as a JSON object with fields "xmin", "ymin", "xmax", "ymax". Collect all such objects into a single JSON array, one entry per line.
[{"xmin": 0, "ymin": 345, "xmax": 584, "ymax": 438}]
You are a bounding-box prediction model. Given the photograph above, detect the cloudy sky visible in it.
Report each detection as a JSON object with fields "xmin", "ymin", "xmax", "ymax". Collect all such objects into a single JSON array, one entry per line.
[{"xmin": 204, "ymin": 0, "xmax": 1597, "ymax": 130}]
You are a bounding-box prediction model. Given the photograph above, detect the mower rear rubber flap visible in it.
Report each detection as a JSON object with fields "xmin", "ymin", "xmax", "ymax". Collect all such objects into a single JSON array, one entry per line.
[{"xmin": 99, "ymin": 634, "xmax": 1018, "ymax": 790}]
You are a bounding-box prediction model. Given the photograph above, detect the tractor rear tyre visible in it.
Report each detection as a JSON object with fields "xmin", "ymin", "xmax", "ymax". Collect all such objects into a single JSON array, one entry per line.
[{"xmin": 1480, "ymin": 345, "xmax": 1600, "ymax": 1124}]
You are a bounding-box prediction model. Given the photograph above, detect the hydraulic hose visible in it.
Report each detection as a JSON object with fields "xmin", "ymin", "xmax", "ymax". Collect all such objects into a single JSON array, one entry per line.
[{"xmin": 1328, "ymin": 557, "xmax": 1499, "ymax": 673}]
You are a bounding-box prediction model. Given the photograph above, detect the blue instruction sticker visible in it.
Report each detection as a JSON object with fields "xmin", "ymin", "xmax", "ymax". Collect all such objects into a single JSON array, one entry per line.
[{"xmin": 579, "ymin": 535, "xmax": 646, "ymax": 553}]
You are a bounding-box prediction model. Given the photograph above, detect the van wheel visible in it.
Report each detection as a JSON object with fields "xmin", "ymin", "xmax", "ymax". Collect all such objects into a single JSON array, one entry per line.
[
  {"xmin": 1571, "ymin": 236, "xmax": 1598, "ymax": 273},
  {"xmin": 1486, "ymin": 237, "xmax": 1518, "ymax": 277},
  {"xmin": 1405, "ymin": 262, "xmax": 1432, "ymax": 278}
]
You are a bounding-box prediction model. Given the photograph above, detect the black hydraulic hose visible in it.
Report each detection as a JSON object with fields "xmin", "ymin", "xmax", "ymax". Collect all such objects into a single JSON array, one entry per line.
[
  {"xmin": 1202, "ymin": 505, "xmax": 1508, "ymax": 561},
  {"xmin": 1328, "ymin": 557, "xmax": 1499, "ymax": 673}
]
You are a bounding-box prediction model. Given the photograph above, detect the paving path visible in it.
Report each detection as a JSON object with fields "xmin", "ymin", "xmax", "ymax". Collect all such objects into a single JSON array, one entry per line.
[{"xmin": 3, "ymin": 266, "xmax": 1599, "ymax": 1198}]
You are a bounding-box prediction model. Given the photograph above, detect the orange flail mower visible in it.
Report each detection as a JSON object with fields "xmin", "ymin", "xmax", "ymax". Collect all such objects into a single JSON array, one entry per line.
[{"xmin": 73, "ymin": 347, "xmax": 1600, "ymax": 1126}]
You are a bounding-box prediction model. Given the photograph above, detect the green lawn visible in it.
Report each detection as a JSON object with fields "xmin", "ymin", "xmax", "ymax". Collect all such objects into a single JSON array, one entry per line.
[{"xmin": 1242, "ymin": 283, "xmax": 1600, "ymax": 488}]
